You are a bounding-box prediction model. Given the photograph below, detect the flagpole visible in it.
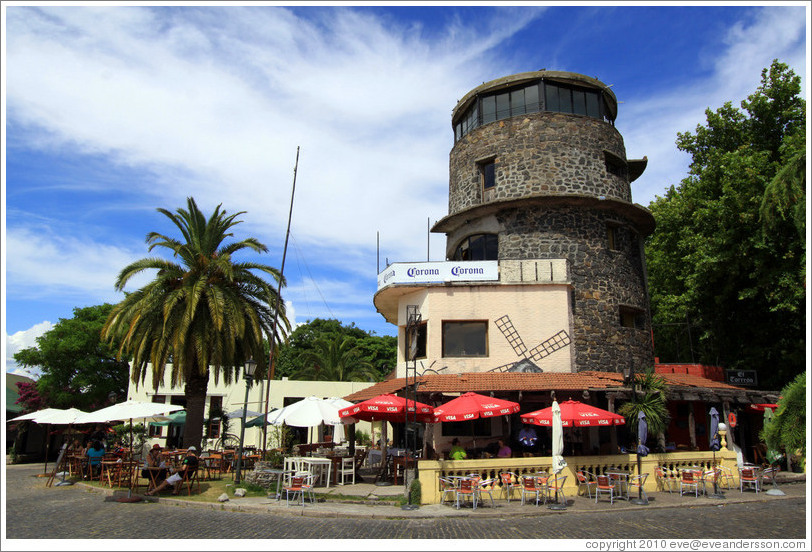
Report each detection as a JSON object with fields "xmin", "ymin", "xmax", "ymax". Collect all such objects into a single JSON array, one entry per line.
[{"xmin": 262, "ymin": 147, "xmax": 299, "ymax": 456}]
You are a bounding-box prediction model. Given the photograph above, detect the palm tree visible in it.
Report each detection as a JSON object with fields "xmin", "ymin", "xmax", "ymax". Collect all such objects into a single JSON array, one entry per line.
[
  {"xmin": 102, "ymin": 197, "xmax": 290, "ymax": 449},
  {"xmin": 294, "ymin": 337, "xmax": 380, "ymax": 382},
  {"xmin": 618, "ymin": 367, "xmax": 670, "ymax": 449}
]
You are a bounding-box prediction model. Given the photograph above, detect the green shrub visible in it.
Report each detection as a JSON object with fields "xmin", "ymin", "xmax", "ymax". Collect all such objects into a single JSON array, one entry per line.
[{"xmin": 409, "ymin": 479, "xmax": 422, "ymax": 505}]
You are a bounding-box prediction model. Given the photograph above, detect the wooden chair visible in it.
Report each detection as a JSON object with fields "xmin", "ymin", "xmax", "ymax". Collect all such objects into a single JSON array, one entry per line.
[
  {"xmin": 178, "ymin": 467, "xmax": 200, "ymax": 495},
  {"xmin": 337, "ymin": 457, "xmax": 355, "ymax": 485},
  {"xmin": 202, "ymin": 455, "xmax": 221, "ymax": 481}
]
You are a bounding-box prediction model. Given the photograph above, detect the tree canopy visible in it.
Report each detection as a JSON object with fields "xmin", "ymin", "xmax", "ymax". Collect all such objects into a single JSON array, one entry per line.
[
  {"xmin": 13, "ymin": 304, "xmax": 129, "ymax": 411},
  {"xmin": 102, "ymin": 197, "xmax": 289, "ymax": 449},
  {"xmin": 645, "ymin": 60, "xmax": 806, "ymax": 390},
  {"xmin": 274, "ymin": 318, "xmax": 396, "ymax": 382}
]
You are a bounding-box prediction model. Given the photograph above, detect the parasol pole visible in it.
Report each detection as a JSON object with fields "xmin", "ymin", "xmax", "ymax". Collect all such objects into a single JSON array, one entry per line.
[{"xmin": 262, "ymin": 146, "xmax": 299, "ymax": 456}]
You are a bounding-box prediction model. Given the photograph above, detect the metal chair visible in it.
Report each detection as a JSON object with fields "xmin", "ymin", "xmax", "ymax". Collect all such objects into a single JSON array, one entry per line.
[
  {"xmin": 576, "ymin": 470, "xmax": 597, "ymax": 498},
  {"xmin": 595, "ymin": 474, "xmax": 616, "ymax": 504},
  {"xmin": 520, "ymin": 475, "xmax": 546, "ymax": 506},
  {"xmin": 717, "ymin": 465, "xmax": 736, "ymax": 490},
  {"xmin": 679, "ymin": 470, "xmax": 701, "ymax": 497},
  {"xmin": 546, "ymin": 474, "xmax": 567, "ymax": 504},
  {"xmin": 739, "ymin": 467, "xmax": 761, "ymax": 494},
  {"xmin": 499, "ymin": 471, "xmax": 520, "ymax": 502},
  {"xmin": 283, "ymin": 474, "xmax": 314, "ymax": 506},
  {"xmin": 455, "ymin": 477, "xmax": 478, "ymax": 509},
  {"xmin": 475, "ymin": 478, "xmax": 496, "ymax": 508},
  {"xmin": 628, "ymin": 473, "xmax": 649, "ymax": 502},
  {"xmin": 654, "ymin": 466, "xmax": 678, "ymax": 493},
  {"xmin": 439, "ymin": 477, "xmax": 458, "ymax": 505}
]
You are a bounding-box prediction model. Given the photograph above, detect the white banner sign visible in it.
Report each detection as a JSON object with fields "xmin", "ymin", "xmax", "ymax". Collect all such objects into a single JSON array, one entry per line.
[{"xmin": 377, "ymin": 261, "xmax": 499, "ymax": 289}]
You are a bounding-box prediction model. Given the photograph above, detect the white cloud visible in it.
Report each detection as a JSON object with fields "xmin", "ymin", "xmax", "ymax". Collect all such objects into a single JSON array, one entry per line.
[
  {"xmin": 4, "ymin": 224, "xmax": 151, "ymax": 302},
  {"xmin": 5, "ymin": 321, "xmax": 53, "ymax": 378},
  {"xmin": 617, "ymin": 6, "xmax": 806, "ymax": 207}
]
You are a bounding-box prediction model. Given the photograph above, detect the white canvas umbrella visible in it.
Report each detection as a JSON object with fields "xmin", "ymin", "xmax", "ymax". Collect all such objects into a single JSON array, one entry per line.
[
  {"xmin": 227, "ymin": 408, "xmax": 263, "ymax": 419},
  {"xmin": 549, "ymin": 400, "xmax": 568, "ymax": 510},
  {"xmin": 9, "ymin": 408, "xmax": 88, "ymax": 475},
  {"xmin": 76, "ymin": 400, "xmax": 183, "ymax": 501},
  {"xmin": 267, "ymin": 396, "xmax": 356, "ymax": 447}
]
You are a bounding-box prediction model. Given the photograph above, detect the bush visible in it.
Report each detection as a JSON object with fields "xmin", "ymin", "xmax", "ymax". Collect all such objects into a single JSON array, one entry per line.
[
  {"xmin": 355, "ymin": 429, "xmax": 371, "ymax": 446},
  {"xmin": 409, "ymin": 479, "xmax": 421, "ymax": 505}
]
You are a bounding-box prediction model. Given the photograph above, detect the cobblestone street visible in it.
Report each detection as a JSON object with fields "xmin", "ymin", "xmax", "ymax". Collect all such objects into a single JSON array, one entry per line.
[{"xmin": 3, "ymin": 463, "xmax": 808, "ymax": 543}]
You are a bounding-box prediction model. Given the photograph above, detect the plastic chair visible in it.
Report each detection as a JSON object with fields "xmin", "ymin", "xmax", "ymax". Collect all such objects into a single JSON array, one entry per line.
[
  {"xmin": 576, "ymin": 470, "xmax": 597, "ymax": 498},
  {"xmin": 337, "ymin": 456, "xmax": 355, "ymax": 485},
  {"xmin": 628, "ymin": 473, "xmax": 649, "ymax": 502},
  {"xmin": 499, "ymin": 471, "xmax": 520, "ymax": 502},
  {"xmin": 680, "ymin": 470, "xmax": 701, "ymax": 497},
  {"xmin": 475, "ymin": 478, "xmax": 496, "ymax": 508},
  {"xmin": 739, "ymin": 467, "xmax": 761, "ymax": 494},
  {"xmin": 520, "ymin": 475, "xmax": 546, "ymax": 506},
  {"xmin": 595, "ymin": 475, "xmax": 616, "ymax": 504},
  {"xmin": 455, "ymin": 477, "xmax": 478, "ymax": 509}
]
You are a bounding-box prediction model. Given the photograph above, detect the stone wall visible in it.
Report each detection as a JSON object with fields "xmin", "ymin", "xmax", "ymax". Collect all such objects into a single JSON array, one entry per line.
[
  {"xmin": 498, "ymin": 204, "xmax": 653, "ymax": 372},
  {"xmin": 449, "ymin": 111, "xmax": 631, "ymax": 216}
]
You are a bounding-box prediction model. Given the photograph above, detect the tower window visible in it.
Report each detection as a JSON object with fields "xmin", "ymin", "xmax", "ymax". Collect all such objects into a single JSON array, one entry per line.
[
  {"xmin": 480, "ymin": 160, "xmax": 496, "ymax": 190},
  {"xmin": 619, "ymin": 306, "xmax": 644, "ymax": 329},
  {"xmin": 607, "ymin": 224, "xmax": 620, "ymax": 251},
  {"xmin": 604, "ymin": 151, "xmax": 628, "ymax": 179},
  {"xmin": 453, "ymin": 234, "xmax": 498, "ymax": 261}
]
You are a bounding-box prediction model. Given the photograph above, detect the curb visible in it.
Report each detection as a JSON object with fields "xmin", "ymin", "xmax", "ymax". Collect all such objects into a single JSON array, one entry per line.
[{"xmin": 74, "ymin": 480, "xmax": 806, "ymax": 520}]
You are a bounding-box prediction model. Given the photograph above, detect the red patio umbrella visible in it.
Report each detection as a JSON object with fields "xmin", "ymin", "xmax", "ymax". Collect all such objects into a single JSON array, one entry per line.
[
  {"xmin": 433, "ymin": 392, "xmax": 520, "ymax": 453},
  {"xmin": 432, "ymin": 392, "xmax": 520, "ymax": 422},
  {"xmin": 338, "ymin": 393, "xmax": 434, "ymax": 423},
  {"xmin": 521, "ymin": 399, "xmax": 625, "ymax": 427}
]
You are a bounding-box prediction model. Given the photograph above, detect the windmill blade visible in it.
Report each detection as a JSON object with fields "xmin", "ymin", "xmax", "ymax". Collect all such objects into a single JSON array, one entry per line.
[
  {"xmin": 495, "ymin": 315, "xmax": 528, "ymax": 357},
  {"xmin": 527, "ymin": 330, "xmax": 571, "ymax": 361}
]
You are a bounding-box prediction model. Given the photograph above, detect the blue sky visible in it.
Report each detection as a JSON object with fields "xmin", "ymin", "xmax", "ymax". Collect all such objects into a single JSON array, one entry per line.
[{"xmin": 2, "ymin": 2, "xmax": 808, "ymax": 378}]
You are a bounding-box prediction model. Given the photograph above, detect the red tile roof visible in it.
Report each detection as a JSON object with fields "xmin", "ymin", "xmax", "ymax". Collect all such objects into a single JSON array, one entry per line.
[{"xmin": 342, "ymin": 370, "xmax": 747, "ymax": 402}]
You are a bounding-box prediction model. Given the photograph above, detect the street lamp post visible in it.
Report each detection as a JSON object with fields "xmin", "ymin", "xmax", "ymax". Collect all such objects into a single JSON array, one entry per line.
[{"xmin": 234, "ymin": 357, "xmax": 258, "ymax": 485}]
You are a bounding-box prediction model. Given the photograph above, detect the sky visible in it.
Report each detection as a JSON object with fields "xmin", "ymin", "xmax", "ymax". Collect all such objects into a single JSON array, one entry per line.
[{"xmin": 2, "ymin": 2, "xmax": 808, "ymax": 379}]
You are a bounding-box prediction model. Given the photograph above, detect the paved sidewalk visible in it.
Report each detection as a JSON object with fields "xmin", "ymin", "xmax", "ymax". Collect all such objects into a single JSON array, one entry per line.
[{"xmin": 73, "ymin": 466, "xmax": 806, "ymax": 519}]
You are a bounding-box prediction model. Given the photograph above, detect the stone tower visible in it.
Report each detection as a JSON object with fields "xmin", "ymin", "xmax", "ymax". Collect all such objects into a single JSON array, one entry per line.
[{"xmin": 431, "ymin": 70, "xmax": 655, "ymax": 373}]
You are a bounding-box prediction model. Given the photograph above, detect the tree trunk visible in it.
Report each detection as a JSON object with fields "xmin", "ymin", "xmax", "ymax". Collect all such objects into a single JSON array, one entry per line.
[{"xmin": 183, "ymin": 369, "xmax": 210, "ymax": 450}]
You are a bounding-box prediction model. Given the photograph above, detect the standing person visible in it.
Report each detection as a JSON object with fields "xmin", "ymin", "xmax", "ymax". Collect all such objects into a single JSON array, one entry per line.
[{"xmin": 145, "ymin": 446, "xmax": 198, "ymax": 496}]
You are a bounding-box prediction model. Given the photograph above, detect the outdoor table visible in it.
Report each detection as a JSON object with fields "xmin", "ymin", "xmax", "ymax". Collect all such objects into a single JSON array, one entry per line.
[
  {"xmin": 392, "ymin": 455, "xmax": 417, "ymax": 486},
  {"xmin": 367, "ymin": 449, "xmax": 382, "ymax": 467},
  {"xmin": 100, "ymin": 460, "xmax": 121, "ymax": 487},
  {"xmin": 143, "ymin": 465, "xmax": 169, "ymax": 492},
  {"xmin": 300, "ymin": 457, "xmax": 332, "ymax": 488},
  {"xmin": 607, "ymin": 471, "xmax": 631, "ymax": 500}
]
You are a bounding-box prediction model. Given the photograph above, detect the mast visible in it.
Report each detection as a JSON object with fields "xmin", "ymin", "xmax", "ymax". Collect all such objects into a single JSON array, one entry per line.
[{"xmin": 262, "ymin": 146, "xmax": 300, "ymax": 455}]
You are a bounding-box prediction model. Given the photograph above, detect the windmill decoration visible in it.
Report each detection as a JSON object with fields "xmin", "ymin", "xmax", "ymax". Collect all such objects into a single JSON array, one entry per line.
[{"xmin": 488, "ymin": 314, "xmax": 571, "ymax": 373}]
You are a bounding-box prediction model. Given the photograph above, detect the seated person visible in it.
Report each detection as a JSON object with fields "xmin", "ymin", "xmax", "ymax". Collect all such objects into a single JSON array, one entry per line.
[
  {"xmin": 449, "ymin": 438, "xmax": 467, "ymax": 460},
  {"xmin": 497, "ymin": 439, "xmax": 512, "ymax": 458},
  {"xmin": 518, "ymin": 425, "xmax": 538, "ymax": 457},
  {"xmin": 141, "ymin": 444, "xmax": 169, "ymax": 488},
  {"xmin": 86, "ymin": 440, "xmax": 105, "ymax": 477},
  {"xmin": 145, "ymin": 446, "xmax": 199, "ymax": 496}
]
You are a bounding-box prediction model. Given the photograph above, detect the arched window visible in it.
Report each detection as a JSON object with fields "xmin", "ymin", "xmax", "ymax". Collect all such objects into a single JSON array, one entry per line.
[{"xmin": 452, "ymin": 234, "xmax": 498, "ymax": 261}]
